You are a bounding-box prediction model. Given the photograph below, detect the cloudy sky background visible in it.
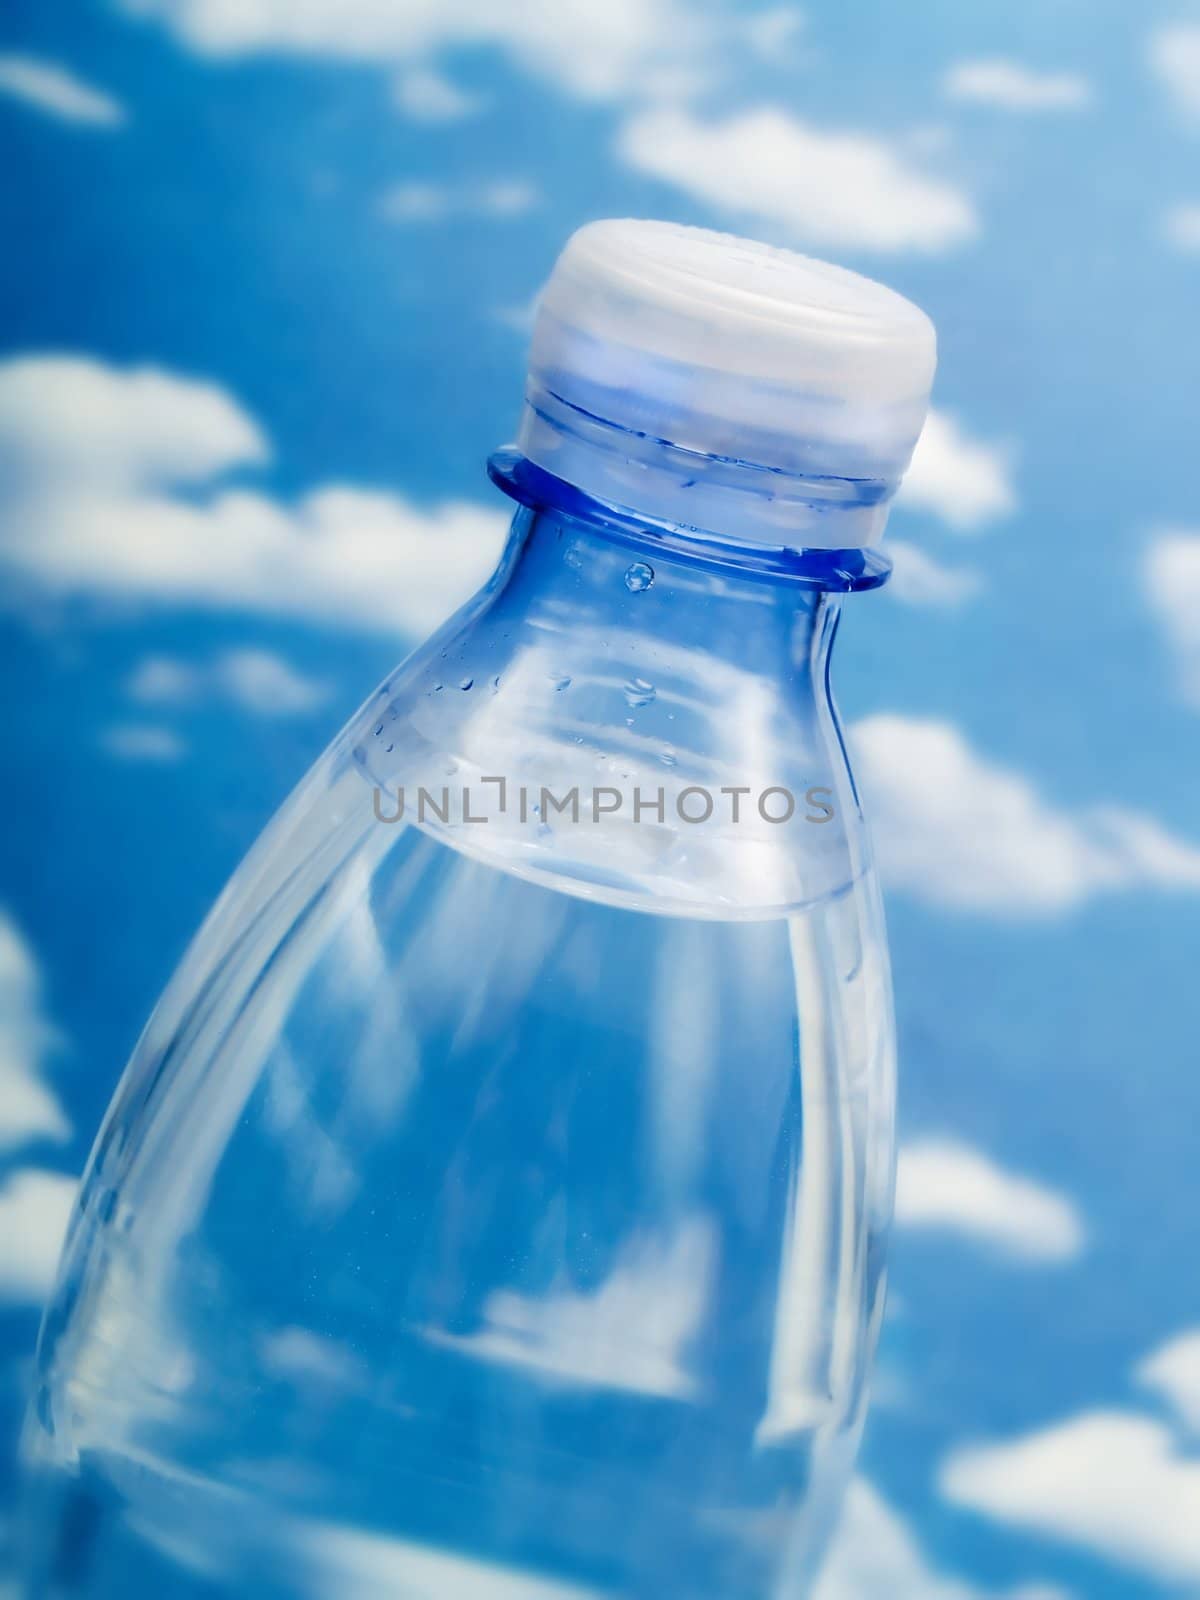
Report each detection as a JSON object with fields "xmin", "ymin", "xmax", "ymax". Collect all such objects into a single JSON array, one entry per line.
[{"xmin": 3, "ymin": 0, "xmax": 1200, "ymax": 1594}]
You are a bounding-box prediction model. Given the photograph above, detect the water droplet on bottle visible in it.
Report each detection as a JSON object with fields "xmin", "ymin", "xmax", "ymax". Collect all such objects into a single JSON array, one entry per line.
[
  {"xmin": 549, "ymin": 671, "xmax": 572, "ymax": 692},
  {"xmin": 491, "ymin": 675, "xmax": 501, "ymax": 693},
  {"xmin": 661, "ymin": 745, "xmax": 677, "ymax": 767},
  {"xmin": 624, "ymin": 561, "xmax": 654, "ymax": 592},
  {"xmin": 459, "ymin": 677, "xmax": 474, "ymax": 691},
  {"xmin": 433, "ymin": 683, "xmax": 444, "ymax": 693},
  {"xmin": 564, "ymin": 547, "xmax": 583, "ymax": 570},
  {"xmin": 624, "ymin": 677, "xmax": 656, "ymax": 708}
]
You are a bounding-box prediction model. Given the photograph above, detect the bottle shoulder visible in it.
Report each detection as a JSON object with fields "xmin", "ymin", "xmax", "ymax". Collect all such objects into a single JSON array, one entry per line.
[{"xmin": 336, "ymin": 616, "xmax": 875, "ymax": 921}]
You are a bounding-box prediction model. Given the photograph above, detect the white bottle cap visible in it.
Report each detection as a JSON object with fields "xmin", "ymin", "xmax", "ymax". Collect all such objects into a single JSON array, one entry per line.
[{"xmin": 517, "ymin": 220, "xmax": 936, "ymax": 550}]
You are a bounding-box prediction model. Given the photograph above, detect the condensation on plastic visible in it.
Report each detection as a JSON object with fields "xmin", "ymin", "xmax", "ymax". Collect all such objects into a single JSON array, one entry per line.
[{"xmin": 517, "ymin": 219, "xmax": 937, "ymax": 549}]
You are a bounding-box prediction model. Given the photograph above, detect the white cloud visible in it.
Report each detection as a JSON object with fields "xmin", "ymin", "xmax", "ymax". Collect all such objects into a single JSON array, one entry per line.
[
  {"xmin": 261, "ymin": 1326, "xmax": 369, "ymax": 1391},
  {"xmin": 895, "ymin": 1140, "xmax": 1084, "ymax": 1263},
  {"xmin": 8, "ymin": 482, "xmax": 505, "ymax": 636},
  {"xmin": 477, "ymin": 178, "xmax": 541, "ymax": 216},
  {"xmin": 1149, "ymin": 24, "xmax": 1200, "ymax": 120},
  {"xmin": 941, "ymin": 1411, "xmax": 1200, "ymax": 1585},
  {"xmin": 379, "ymin": 178, "xmax": 540, "ymax": 222},
  {"xmin": 0, "ymin": 355, "xmax": 268, "ymax": 491},
  {"xmin": 493, "ymin": 286, "xmax": 544, "ymax": 335},
  {"xmin": 129, "ymin": 649, "xmax": 331, "ymax": 716},
  {"xmin": 300, "ymin": 1520, "xmax": 606, "ymax": 1600},
  {"xmin": 0, "ymin": 1168, "xmax": 77, "ymax": 1303},
  {"xmin": 1145, "ymin": 531, "xmax": 1200, "ymax": 704},
  {"xmin": 1137, "ymin": 1329, "xmax": 1200, "ymax": 1433},
  {"xmin": 0, "ymin": 54, "xmax": 126, "ymax": 127},
  {"xmin": 896, "ymin": 410, "xmax": 1015, "ymax": 531},
  {"xmin": 213, "ymin": 648, "xmax": 332, "ymax": 714},
  {"xmin": 943, "ymin": 60, "xmax": 1090, "ymax": 113},
  {"xmin": 0, "ymin": 909, "xmax": 70, "ymax": 1154},
  {"xmin": 427, "ymin": 1218, "xmax": 712, "ymax": 1398},
  {"xmin": 1163, "ymin": 203, "xmax": 1200, "ymax": 251},
  {"xmin": 377, "ymin": 181, "xmax": 450, "ymax": 223},
  {"xmin": 392, "ymin": 66, "xmax": 482, "ymax": 123},
  {"xmin": 99, "ymin": 723, "xmax": 188, "ymax": 763},
  {"xmin": 815, "ymin": 1477, "xmax": 1069, "ymax": 1600},
  {"xmin": 0, "ymin": 354, "xmax": 506, "ymax": 638},
  {"xmin": 886, "ymin": 541, "xmax": 980, "ymax": 608},
  {"xmin": 615, "ymin": 106, "xmax": 976, "ymax": 253},
  {"xmin": 115, "ymin": 0, "xmax": 716, "ymax": 104},
  {"xmin": 852, "ymin": 713, "xmax": 1200, "ymax": 914},
  {"xmin": 744, "ymin": 7, "xmax": 806, "ymax": 60},
  {"xmin": 126, "ymin": 655, "xmax": 202, "ymax": 706}
]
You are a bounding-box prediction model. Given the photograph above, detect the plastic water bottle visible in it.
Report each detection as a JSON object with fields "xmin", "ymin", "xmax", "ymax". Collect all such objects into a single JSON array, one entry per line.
[{"xmin": 22, "ymin": 221, "xmax": 935, "ymax": 1598}]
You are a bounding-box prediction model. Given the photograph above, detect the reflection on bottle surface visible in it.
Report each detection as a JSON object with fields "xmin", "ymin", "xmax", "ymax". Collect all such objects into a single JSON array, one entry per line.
[{"xmin": 24, "ymin": 782, "xmax": 893, "ymax": 1596}]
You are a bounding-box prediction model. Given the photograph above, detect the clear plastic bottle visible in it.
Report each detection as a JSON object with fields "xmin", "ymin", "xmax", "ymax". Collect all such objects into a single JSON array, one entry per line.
[{"xmin": 22, "ymin": 222, "xmax": 935, "ymax": 1598}]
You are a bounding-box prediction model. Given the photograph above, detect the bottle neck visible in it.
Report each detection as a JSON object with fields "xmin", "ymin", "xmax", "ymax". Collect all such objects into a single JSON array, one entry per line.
[
  {"xmin": 490, "ymin": 448, "xmax": 890, "ymax": 589},
  {"xmin": 487, "ymin": 456, "xmax": 848, "ymax": 693},
  {"xmin": 363, "ymin": 455, "xmax": 881, "ymax": 915},
  {"xmin": 470, "ymin": 450, "xmax": 894, "ymax": 772}
]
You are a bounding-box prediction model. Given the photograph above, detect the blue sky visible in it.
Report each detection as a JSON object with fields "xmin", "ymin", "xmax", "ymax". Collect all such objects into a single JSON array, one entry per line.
[{"xmin": 3, "ymin": 0, "xmax": 1200, "ymax": 1594}]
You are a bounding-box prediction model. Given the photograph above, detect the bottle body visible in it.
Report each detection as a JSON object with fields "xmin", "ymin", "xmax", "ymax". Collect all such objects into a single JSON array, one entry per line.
[{"xmin": 22, "ymin": 465, "xmax": 896, "ymax": 1599}]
